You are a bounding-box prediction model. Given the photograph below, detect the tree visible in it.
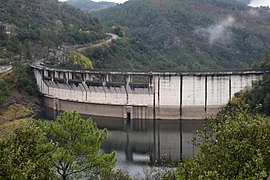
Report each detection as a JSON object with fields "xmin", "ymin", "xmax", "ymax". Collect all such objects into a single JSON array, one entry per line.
[
  {"xmin": 2, "ymin": 104, "xmax": 32, "ymax": 121},
  {"xmin": 55, "ymin": 20, "xmax": 64, "ymax": 32},
  {"xmin": 238, "ymin": 48, "xmax": 270, "ymax": 116},
  {"xmin": 0, "ymin": 79, "xmax": 9, "ymax": 107},
  {"xmin": 111, "ymin": 25, "xmax": 125, "ymax": 37},
  {"xmin": 0, "ymin": 112, "xmax": 124, "ymax": 179},
  {"xmin": 260, "ymin": 49, "xmax": 270, "ymax": 68},
  {"xmin": 12, "ymin": 61, "xmax": 38, "ymax": 96},
  {"xmin": 240, "ymin": 75, "xmax": 270, "ymax": 116},
  {"xmin": 63, "ymin": 51, "xmax": 93, "ymax": 69},
  {"xmin": 38, "ymin": 111, "xmax": 116, "ymax": 180},
  {"xmin": 0, "ymin": 123, "xmax": 56, "ymax": 179},
  {"xmin": 169, "ymin": 102, "xmax": 270, "ymax": 179}
]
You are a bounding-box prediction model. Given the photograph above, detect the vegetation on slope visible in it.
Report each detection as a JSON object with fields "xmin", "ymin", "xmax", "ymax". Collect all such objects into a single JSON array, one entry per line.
[
  {"xmin": 235, "ymin": 49, "xmax": 270, "ymax": 115},
  {"xmin": 92, "ymin": 0, "xmax": 270, "ymax": 70},
  {"xmin": 165, "ymin": 103, "xmax": 270, "ymax": 179},
  {"xmin": 0, "ymin": 112, "xmax": 130, "ymax": 179},
  {"xmin": 66, "ymin": 0, "xmax": 116, "ymax": 13},
  {"xmin": 0, "ymin": 79, "xmax": 9, "ymax": 106},
  {"xmin": 46, "ymin": 50, "xmax": 94, "ymax": 69},
  {"xmin": 0, "ymin": 0, "xmax": 105, "ymax": 63},
  {"xmin": 0, "ymin": 62, "xmax": 40, "ymax": 123},
  {"xmin": 163, "ymin": 49, "xmax": 270, "ymax": 179},
  {"xmin": 85, "ymin": 38, "xmax": 171, "ymax": 70},
  {"xmin": 0, "ymin": 118, "xmax": 31, "ymax": 141}
]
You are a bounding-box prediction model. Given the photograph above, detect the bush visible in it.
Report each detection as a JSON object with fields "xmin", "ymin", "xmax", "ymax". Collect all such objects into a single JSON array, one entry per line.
[
  {"xmin": 0, "ymin": 79, "xmax": 9, "ymax": 107},
  {"xmin": 12, "ymin": 62, "xmax": 38, "ymax": 96},
  {"xmin": 169, "ymin": 104, "xmax": 270, "ymax": 179}
]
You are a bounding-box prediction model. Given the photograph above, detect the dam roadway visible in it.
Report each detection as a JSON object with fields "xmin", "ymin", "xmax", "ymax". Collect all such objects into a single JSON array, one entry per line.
[{"xmin": 31, "ymin": 64, "xmax": 269, "ymax": 120}]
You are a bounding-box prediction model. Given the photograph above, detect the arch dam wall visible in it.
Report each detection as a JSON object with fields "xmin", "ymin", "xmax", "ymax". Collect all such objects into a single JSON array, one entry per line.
[{"xmin": 31, "ymin": 65, "xmax": 267, "ymax": 120}]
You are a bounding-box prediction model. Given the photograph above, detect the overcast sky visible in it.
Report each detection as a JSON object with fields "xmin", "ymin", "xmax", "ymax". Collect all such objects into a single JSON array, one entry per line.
[
  {"xmin": 59, "ymin": 0, "xmax": 128, "ymax": 3},
  {"xmin": 249, "ymin": 0, "xmax": 270, "ymax": 7}
]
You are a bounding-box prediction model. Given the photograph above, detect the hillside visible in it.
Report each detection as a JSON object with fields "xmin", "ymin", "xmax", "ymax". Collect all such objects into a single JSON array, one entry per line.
[
  {"xmin": 0, "ymin": 0, "xmax": 105, "ymax": 63},
  {"xmin": 91, "ymin": 0, "xmax": 270, "ymax": 70},
  {"xmin": 66, "ymin": 0, "xmax": 116, "ymax": 12}
]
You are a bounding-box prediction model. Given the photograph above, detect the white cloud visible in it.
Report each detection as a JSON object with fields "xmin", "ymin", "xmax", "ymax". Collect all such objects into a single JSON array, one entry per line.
[
  {"xmin": 249, "ymin": 0, "xmax": 270, "ymax": 7},
  {"xmin": 196, "ymin": 16, "xmax": 236, "ymax": 45}
]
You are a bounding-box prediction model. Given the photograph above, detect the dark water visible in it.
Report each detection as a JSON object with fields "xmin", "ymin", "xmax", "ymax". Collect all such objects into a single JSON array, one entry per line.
[
  {"xmin": 93, "ymin": 116, "xmax": 206, "ymax": 178},
  {"xmin": 43, "ymin": 109, "xmax": 206, "ymax": 178}
]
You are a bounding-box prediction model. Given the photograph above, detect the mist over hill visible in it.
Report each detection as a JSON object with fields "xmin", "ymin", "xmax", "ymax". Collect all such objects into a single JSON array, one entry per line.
[
  {"xmin": 89, "ymin": 0, "xmax": 270, "ymax": 70},
  {"xmin": 1, "ymin": 0, "xmax": 270, "ymax": 71}
]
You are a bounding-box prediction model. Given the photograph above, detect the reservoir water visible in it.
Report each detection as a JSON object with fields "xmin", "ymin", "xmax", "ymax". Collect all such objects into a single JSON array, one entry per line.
[
  {"xmin": 93, "ymin": 116, "xmax": 206, "ymax": 178},
  {"xmin": 44, "ymin": 109, "xmax": 206, "ymax": 178}
]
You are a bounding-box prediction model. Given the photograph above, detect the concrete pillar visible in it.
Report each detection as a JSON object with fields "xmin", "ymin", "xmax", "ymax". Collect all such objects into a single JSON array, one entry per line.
[
  {"xmin": 89, "ymin": 74, "xmax": 93, "ymax": 81},
  {"xmin": 51, "ymin": 71, "xmax": 54, "ymax": 82},
  {"xmin": 55, "ymin": 71, "xmax": 59, "ymax": 79},
  {"xmin": 64, "ymin": 72, "xmax": 69, "ymax": 83},
  {"xmin": 205, "ymin": 75, "xmax": 207, "ymax": 112},
  {"xmin": 85, "ymin": 73, "xmax": 90, "ymax": 81},
  {"xmin": 41, "ymin": 69, "xmax": 45, "ymax": 78},
  {"xmin": 38, "ymin": 70, "xmax": 42, "ymax": 93},
  {"xmin": 59, "ymin": 72, "xmax": 64, "ymax": 79},
  {"xmin": 125, "ymin": 75, "xmax": 132, "ymax": 85},
  {"xmin": 102, "ymin": 74, "xmax": 107, "ymax": 86},
  {"xmin": 148, "ymin": 75, "xmax": 153, "ymax": 87},
  {"xmin": 105, "ymin": 74, "xmax": 111, "ymax": 82},
  {"xmin": 80, "ymin": 73, "xmax": 84, "ymax": 81},
  {"xmin": 180, "ymin": 75, "xmax": 183, "ymax": 118},
  {"xmin": 79, "ymin": 73, "xmax": 84, "ymax": 82},
  {"xmin": 229, "ymin": 75, "xmax": 232, "ymax": 98},
  {"xmin": 82, "ymin": 73, "xmax": 88, "ymax": 84},
  {"xmin": 69, "ymin": 72, "xmax": 73, "ymax": 80},
  {"xmin": 44, "ymin": 70, "xmax": 48, "ymax": 77}
]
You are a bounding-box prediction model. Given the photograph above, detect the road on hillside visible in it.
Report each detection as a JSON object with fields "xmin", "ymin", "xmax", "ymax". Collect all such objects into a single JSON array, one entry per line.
[
  {"xmin": 31, "ymin": 33, "xmax": 120, "ymax": 66},
  {"xmin": 77, "ymin": 33, "xmax": 120, "ymax": 52},
  {"xmin": 106, "ymin": 33, "xmax": 119, "ymax": 41},
  {"xmin": 0, "ymin": 65, "xmax": 12, "ymax": 74}
]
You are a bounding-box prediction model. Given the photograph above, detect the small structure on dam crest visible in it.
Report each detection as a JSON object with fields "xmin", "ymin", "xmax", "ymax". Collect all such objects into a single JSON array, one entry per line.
[{"xmin": 31, "ymin": 64, "xmax": 268, "ymax": 120}]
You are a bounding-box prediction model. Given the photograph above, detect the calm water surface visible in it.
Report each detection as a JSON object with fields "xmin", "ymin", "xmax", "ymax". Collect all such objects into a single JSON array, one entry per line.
[
  {"xmin": 93, "ymin": 117, "xmax": 206, "ymax": 178},
  {"xmin": 44, "ymin": 109, "xmax": 206, "ymax": 178}
]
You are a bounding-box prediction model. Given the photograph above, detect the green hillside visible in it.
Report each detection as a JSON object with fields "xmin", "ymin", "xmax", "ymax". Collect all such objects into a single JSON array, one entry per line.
[
  {"xmin": 66, "ymin": 0, "xmax": 116, "ymax": 12},
  {"xmin": 91, "ymin": 0, "xmax": 270, "ymax": 70},
  {"xmin": 0, "ymin": 0, "xmax": 104, "ymax": 63}
]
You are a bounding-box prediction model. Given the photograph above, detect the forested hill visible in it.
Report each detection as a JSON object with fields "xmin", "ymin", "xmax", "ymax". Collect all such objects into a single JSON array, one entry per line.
[
  {"xmin": 66, "ymin": 0, "xmax": 116, "ymax": 12},
  {"xmin": 0, "ymin": 0, "xmax": 104, "ymax": 63},
  {"xmin": 91, "ymin": 0, "xmax": 270, "ymax": 70}
]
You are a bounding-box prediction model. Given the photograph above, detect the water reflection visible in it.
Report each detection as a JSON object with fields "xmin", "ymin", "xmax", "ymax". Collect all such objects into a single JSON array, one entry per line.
[
  {"xmin": 93, "ymin": 117, "xmax": 206, "ymax": 163},
  {"xmin": 43, "ymin": 109, "xmax": 206, "ymax": 178}
]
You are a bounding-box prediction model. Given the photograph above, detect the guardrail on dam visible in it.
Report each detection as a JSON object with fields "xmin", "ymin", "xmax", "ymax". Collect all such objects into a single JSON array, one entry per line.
[{"xmin": 31, "ymin": 65, "xmax": 268, "ymax": 120}]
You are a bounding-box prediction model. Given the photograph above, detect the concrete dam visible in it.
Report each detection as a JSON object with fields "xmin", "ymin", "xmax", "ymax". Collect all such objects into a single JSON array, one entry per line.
[{"xmin": 31, "ymin": 65, "xmax": 267, "ymax": 120}]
